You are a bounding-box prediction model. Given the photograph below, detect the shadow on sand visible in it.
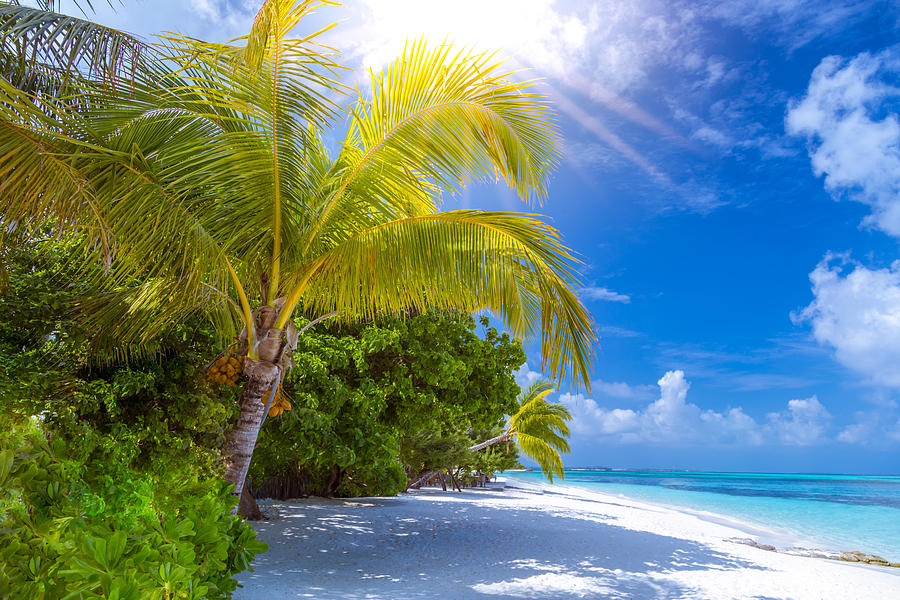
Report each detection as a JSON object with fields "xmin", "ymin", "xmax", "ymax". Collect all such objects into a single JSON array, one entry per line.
[{"xmin": 236, "ymin": 488, "xmax": 770, "ymax": 599}]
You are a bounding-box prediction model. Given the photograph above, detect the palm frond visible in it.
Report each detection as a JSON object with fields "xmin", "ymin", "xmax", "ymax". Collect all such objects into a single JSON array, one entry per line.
[
  {"xmin": 349, "ymin": 39, "xmax": 558, "ymax": 202},
  {"xmin": 508, "ymin": 379, "xmax": 572, "ymax": 482},
  {"xmin": 242, "ymin": 0, "xmax": 339, "ymax": 70},
  {"xmin": 295, "ymin": 211, "xmax": 595, "ymax": 389},
  {"xmin": 303, "ymin": 40, "xmax": 559, "ymax": 255},
  {"xmin": 0, "ymin": 1, "xmax": 148, "ymax": 89},
  {"xmin": 78, "ymin": 275, "xmax": 241, "ymax": 358},
  {"xmin": 516, "ymin": 434, "xmax": 565, "ymax": 482},
  {"xmin": 0, "ymin": 1, "xmax": 595, "ymax": 389},
  {"xmin": 0, "ymin": 79, "xmax": 112, "ymax": 259}
]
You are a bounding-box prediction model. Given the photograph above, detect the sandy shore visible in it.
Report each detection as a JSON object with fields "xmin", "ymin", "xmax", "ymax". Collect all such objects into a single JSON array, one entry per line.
[{"xmin": 235, "ymin": 480, "xmax": 900, "ymax": 599}]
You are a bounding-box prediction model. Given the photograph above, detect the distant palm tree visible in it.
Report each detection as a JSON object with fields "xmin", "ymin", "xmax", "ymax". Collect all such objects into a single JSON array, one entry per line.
[
  {"xmin": 470, "ymin": 380, "xmax": 571, "ymax": 482},
  {"xmin": 410, "ymin": 380, "xmax": 572, "ymax": 489},
  {"xmin": 0, "ymin": 0, "xmax": 594, "ymax": 506}
]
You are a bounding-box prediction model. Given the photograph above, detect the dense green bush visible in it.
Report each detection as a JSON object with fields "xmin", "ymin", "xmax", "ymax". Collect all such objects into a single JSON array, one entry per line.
[
  {"xmin": 0, "ymin": 239, "xmax": 266, "ymax": 598},
  {"xmin": 249, "ymin": 312, "xmax": 526, "ymax": 497},
  {"xmin": 0, "ymin": 238, "xmax": 240, "ymax": 482},
  {"xmin": 0, "ymin": 418, "xmax": 266, "ymax": 600}
]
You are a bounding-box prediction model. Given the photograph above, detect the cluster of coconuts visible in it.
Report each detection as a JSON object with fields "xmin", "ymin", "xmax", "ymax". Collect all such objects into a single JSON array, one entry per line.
[
  {"xmin": 207, "ymin": 342, "xmax": 292, "ymax": 417},
  {"xmin": 267, "ymin": 393, "xmax": 292, "ymax": 418},
  {"xmin": 208, "ymin": 354, "xmax": 243, "ymax": 386}
]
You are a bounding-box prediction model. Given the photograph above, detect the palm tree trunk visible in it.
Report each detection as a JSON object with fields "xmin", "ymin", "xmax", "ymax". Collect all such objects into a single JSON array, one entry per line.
[
  {"xmin": 468, "ymin": 432, "xmax": 510, "ymax": 452},
  {"xmin": 447, "ymin": 467, "xmax": 462, "ymax": 492},
  {"xmin": 408, "ymin": 470, "xmax": 436, "ymax": 489},
  {"xmin": 223, "ymin": 357, "xmax": 279, "ymax": 513},
  {"xmin": 239, "ymin": 479, "xmax": 264, "ymax": 520}
]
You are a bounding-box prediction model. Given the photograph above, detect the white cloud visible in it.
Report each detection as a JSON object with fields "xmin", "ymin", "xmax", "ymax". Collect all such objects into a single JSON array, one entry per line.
[
  {"xmin": 582, "ymin": 286, "xmax": 631, "ymax": 303},
  {"xmin": 701, "ymin": 407, "xmax": 762, "ymax": 445},
  {"xmin": 793, "ymin": 254, "xmax": 900, "ymax": 387},
  {"xmin": 190, "ymin": 0, "xmax": 220, "ymax": 21},
  {"xmin": 838, "ymin": 413, "xmax": 900, "ymax": 445},
  {"xmin": 560, "ymin": 370, "xmax": 845, "ymax": 446},
  {"xmin": 765, "ymin": 396, "xmax": 831, "ymax": 446},
  {"xmin": 787, "ymin": 48, "xmax": 900, "ymax": 237},
  {"xmin": 561, "ymin": 370, "xmax": 762, "ymax": 445},
  {"xmin": 514, "ymin": 364, "xmax": 544, "ymax": 390}
]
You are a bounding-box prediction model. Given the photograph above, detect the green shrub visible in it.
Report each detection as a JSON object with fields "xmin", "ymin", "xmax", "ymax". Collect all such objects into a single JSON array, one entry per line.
[
  {"xmin": 249, "ymin": 312, "xmax": 525, "ymax": 497},
  {"xmin": 0, "ymin": 418, "xmax": 266, "ymax": 600}
]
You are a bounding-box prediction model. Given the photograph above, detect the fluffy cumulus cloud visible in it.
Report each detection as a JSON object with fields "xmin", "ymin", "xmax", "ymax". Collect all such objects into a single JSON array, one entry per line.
[
  {"xmin": 514, "ymin": 364, "xmax": 544, "ymax": 390},
  {"xmin": 838, "ymin": 411, "xmax": 900, "ymax": 445},
  {"xmin": 787, "ymin": 48, "xmax": 900, "ymax": 237},
  {"xmin": 765, "ymin": 396, "xmax": 831, "ymax": 445},
  {"xmin": 794, "ymin": 255, "xmax": 900, "ymax": 387},
  {"xmin": 560, "ymin": 370, "xmax": 838, "ymax": 446}
]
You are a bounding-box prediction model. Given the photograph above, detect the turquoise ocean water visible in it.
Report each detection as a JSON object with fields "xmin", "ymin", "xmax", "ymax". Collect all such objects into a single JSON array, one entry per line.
[{"xmin": 506, "ymin": 470, "xmax": 900, "ymax": 562}]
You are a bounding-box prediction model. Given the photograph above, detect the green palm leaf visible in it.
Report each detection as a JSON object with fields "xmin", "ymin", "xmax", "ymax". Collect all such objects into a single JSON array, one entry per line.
[
  {"xmin": 296, "ymin": 211, "xmax": 593, "ymax": 388},
  {"xmin": 0, "ymin": 1, "xmax": 148, "ymax": 91},
  {"xmin": 303, "ymin": 40, "xmax": 558, "ymax": 257},
  {"xmin": 508, "ymin": 380, "xmax": 572, "ymax": 482}
]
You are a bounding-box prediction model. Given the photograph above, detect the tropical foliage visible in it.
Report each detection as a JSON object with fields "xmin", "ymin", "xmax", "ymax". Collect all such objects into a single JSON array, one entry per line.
[
  {"xmin": 0, "ymin": 0, "xmax": 595, "ymax": 505},
  {"xmin": 401, "ymin": 429, "xmax": 522, "ymax": 491},
  {"xmin": 506, "ymin": 380, "xmax": 572, "ymax": 481},
  {"xmin": 248, "ymin": 312, "xmax": 525, "ymax": 498},
  {"xmin": 0, "ymin": 239, "xmax": 266, "ymax": 599},
  {"xmin": 0, "ymin": 418, "xmax": 265, "ymax": 600},
  {"xmin": 0, "ymin": 0, "xmax": 148, "ymax": 97}
]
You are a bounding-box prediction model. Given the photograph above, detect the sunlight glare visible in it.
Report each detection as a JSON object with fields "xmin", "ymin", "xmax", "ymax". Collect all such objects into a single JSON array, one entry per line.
[{"xmin": 350, "ymin": 0, "xmax": 585, "ymax": 74}]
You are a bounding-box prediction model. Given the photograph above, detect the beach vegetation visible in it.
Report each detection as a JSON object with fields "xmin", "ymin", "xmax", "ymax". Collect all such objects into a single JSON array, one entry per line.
[
  {"xmin": 410, "ymin": 380, "xmax": 572, "ymax": 488},
  {"xmin": 0, "ymin": 0, "xmax": 594, "ymax": 513},
  {"xmin": 402, "ymin": 429, "xmax": 521, "ymax": 491},
  {"xmin": 502, "ymin": 380, "xmax": 572, "ymax": 482},
  {"xmin": 245, "ymin": 312, "xmax": 524, "ymax": 500},
  {"xmin": 0, "ymin": 417, "xmax": 265, "ymax": 600},
  {"xmin": 0, "ymin": 239, "xmax": 266, "ymax": 598}
]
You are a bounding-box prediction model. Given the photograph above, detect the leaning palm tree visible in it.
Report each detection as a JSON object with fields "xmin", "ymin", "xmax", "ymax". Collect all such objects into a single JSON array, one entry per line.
[
  {"xmin": 0, "ymin": 0, "xmax": 595, "ymax": 507},
  {"xmin": 469, "ymin": 380, "xmax": 572, "ymax": 481},
  {"xmin": 411, "ymin": 380, "xmax": 572, "ymax": 488}
]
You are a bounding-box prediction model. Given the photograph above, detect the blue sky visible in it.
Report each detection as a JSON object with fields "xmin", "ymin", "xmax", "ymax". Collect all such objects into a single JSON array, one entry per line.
[{"xmin": 74, "ymin": 0, "xmax": 900, "ymax": 474}]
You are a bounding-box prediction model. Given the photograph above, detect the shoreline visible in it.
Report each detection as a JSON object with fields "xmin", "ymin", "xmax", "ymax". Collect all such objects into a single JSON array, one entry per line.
[
  {"xmin": 502, "ymin": 477, "xmax": 900, "ymax": 568},
  {"xmin": 505, "ymin": 471, "xmax": 900, "ymax": 563},
  {"xmin": 236, "ymin": 480, "xmax": 900, "ymax": 599}
]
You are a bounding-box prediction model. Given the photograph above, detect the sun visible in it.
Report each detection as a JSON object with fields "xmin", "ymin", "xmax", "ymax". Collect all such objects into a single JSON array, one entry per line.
[{"xmin": 336, "ymin": 0, "xmax": 563, "ymax": 73}]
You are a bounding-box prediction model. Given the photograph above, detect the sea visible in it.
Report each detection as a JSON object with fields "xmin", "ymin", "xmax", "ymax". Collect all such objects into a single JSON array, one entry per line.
[{"xmin": 505, "ymin": 469, "xmax": 900, "ymax": 562}]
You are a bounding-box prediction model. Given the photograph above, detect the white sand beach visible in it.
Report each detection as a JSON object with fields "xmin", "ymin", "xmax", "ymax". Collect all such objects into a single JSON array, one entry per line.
[{"xmin": 235, "ymin": 481, "xmax": 900, "ymax": 599}]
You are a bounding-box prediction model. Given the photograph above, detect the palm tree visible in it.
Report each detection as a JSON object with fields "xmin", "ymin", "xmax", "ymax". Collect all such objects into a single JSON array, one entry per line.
[
  {"xmin": 410, "ymin": 380, "xmax": 571, "ymax": 488},
  {"xmin": 469, "ymin": 380, "xmax": 571, "ymax": 481},
  {"xmin": 0, "ymin": 0, "xmax": 595, "ymax": 507}
]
